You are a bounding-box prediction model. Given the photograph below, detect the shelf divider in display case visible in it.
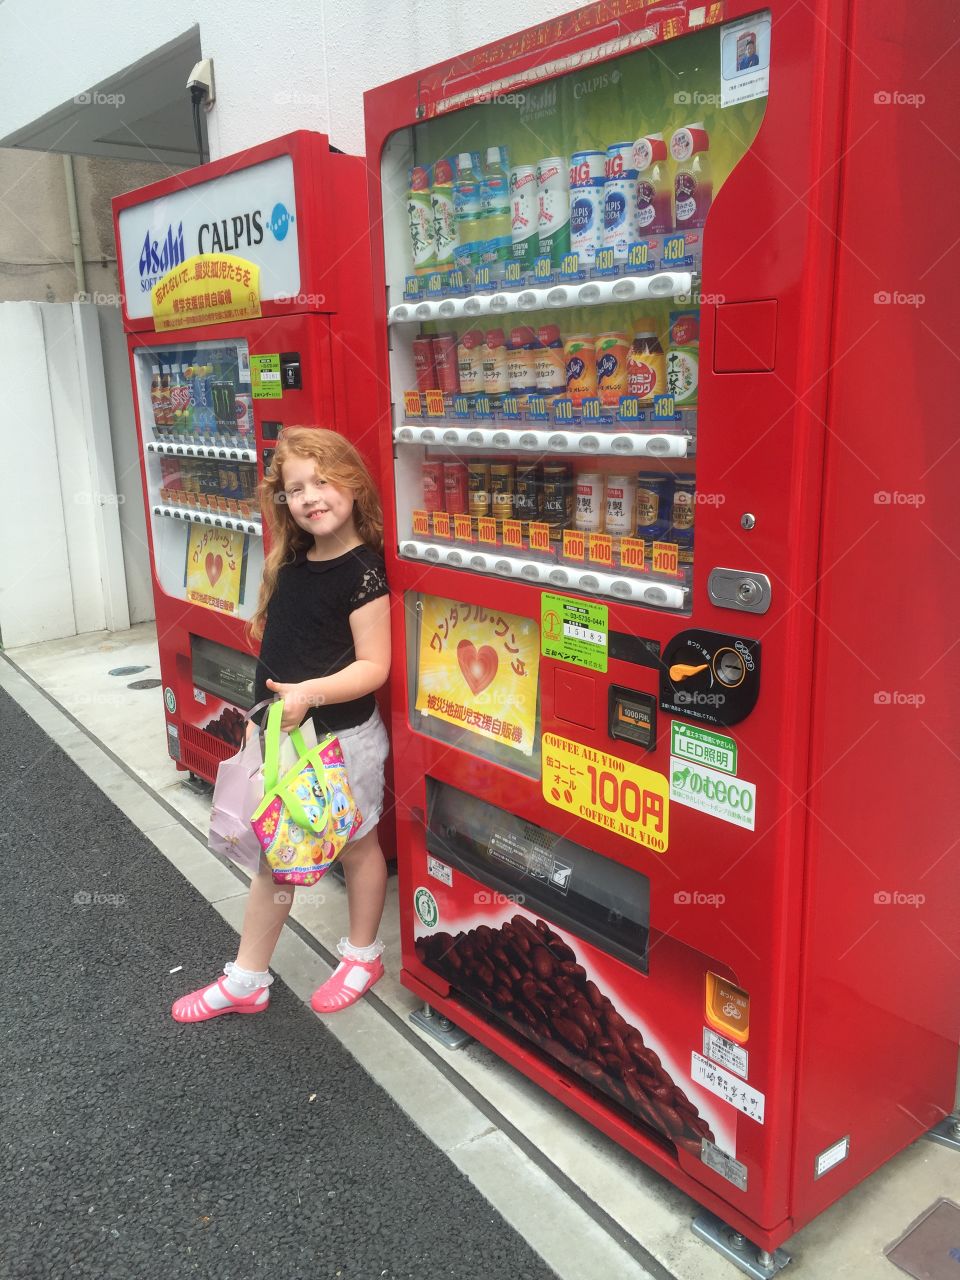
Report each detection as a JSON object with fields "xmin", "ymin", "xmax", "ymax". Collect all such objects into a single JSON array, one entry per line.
[
  {"xmin": 394, "ymin": 425, "xmax": 690, "ymax": 459},
  {"xmin": 152, "ymin": 504, "xmax": 262, "ymax": 537}
]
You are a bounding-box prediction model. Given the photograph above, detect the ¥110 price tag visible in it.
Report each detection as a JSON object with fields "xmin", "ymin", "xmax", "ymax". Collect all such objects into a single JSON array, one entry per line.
[
  {"xmin": 453, "ymin": 395, "xmax": 471, "ymax": 419},
  {"xmin": 581, "ymin": 397, "xmax": 602, "ymax": 422},
  {"xmin": 553, "ymin": 397, "xmax": 574, "ymax": 422},
  {"xmin": 473, "ymin": 394, "xmax": 491, "ymax": 419},
  {"xmin": 501, "ymin": 394, "xmax": 521, "ymax": 420},
  {"xmin": 527, "ymin": 394, "xmax": 549, "ymax": 420}
]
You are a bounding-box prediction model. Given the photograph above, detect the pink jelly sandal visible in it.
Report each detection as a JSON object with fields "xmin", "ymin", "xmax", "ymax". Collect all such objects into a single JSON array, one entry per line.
[
  {"xmin": 171, "ymin": 977, "xmax": 270, "ymax": 1023},
  {"xmin": 311, "ymin": 957, "xmax": 384, "ymax": 1014}
]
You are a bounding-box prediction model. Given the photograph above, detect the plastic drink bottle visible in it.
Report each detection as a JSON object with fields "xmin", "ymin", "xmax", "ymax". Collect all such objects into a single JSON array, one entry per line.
[
  {"xmin": 509, "ymin": 166, "xmax": 539, "ymax": 269},
  {"xmin": 159, "ymin": 365, "xmax": 172, "ymax": 430},
  {"xmin": 569, "ymin": 150, "xmax": 606, "ymax": 267},
  {"xmin": 407, "ymin": 165, "xmax": 438, "ymax": 276},
  {"xmin": 169, "ymin": 365, "xmax": 190, "ymax": 437},
  {"xmin": 671, "ymin": 124, "xmax": 713, "ymax": 229},
  {"xmin": 536, "ymin": 156, "xmax": 570, "ymax": 266},
  {"xmin": 430, "ymin": 157, "xmax": 458, "ymax": 275},
  {"xmin": 480, "ymin": 146, "xmax": 512, "ymax": 273},
  {"xmin": 454, "ymin": 153, "xmax": 484, "ymax": 272},
  {"xmin": 633, "ymin": 133, "xmax": 673, "ymax": 234},
  {"xmin": 150, "ymin": 365, "xmax": 163, "ymax": 429}
]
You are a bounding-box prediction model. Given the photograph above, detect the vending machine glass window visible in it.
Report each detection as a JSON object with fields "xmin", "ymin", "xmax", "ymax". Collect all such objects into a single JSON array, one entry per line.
[{"xmin": 380, "ymin": 22, "xmax": 768, "ymax": 614}]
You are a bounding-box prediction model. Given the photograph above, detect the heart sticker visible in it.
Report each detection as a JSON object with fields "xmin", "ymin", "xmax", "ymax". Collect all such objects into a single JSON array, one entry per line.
[
  {"xmin": 205, "ymin": 552, "xmax": 223, "ymax": 586},
  {"xmin": 457, "ymin": 639, "xmax": 498, "ymax": 695}
]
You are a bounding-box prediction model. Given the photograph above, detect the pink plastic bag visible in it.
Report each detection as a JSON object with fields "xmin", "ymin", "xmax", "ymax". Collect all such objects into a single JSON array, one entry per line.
[{"xmin": 207, "ymin": 703, "xmax": 271, "ymax": 874}]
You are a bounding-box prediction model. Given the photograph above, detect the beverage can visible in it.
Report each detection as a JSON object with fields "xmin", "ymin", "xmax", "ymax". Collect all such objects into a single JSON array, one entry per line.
[
  {"xmin": 212, "ymin": 380, "xmax": 236, "ymax": 434},
  {"xmin": 574, "ymin": 471, "xmax": 605, "ymax": 533},
  {"xmin": 535, "ymin": 324, "xmax": 566, "ymax": 397},
  {"xmin": 596, "ymin": 332, "xmax": 631, "ymax": 406},
  {"xmin": 507, "ymin": 326, "xmax": 537, "ymax": 396},
  {"xmin": 443, "ymin": 462, "xmax": 469, "ymax": 515},
  {"xmin": 431, "ymin": 333, "xmax": 460, "ymax": 394},
  {"xmin": 468, "ymin": 461, "xmax": 491, "ymax": 518},
  {"xmin": 407, "ymin": 165, "xmax": 438, "ymax": 275},
  {"xmin": 603, "ymin": 142, "xmax": 639, "ymax": 261},
  {"xmin": 482, "ymin": 328, "xmax": 510, "ymax": 397},
  {"xmin": 542, "ymin": 463, "xmax": 573, "ymax": 531},
  {"xmin": 509, "ymin": 166, "xmax": 539, "ymax": 268},
  {"xmin": 636, "ymin": 473, "xmax": 673, "ymax": 539},
  {"xmin": 604, "ymin": 474, "xmax": 637, "ymax": 536},
  {"xmin": 457, "ymin": 329, "xmax": 485, "ymax": 395},
  {"xmin": 564, "ymin": 335, "xmax": 597, "ymax": 406},
  {"xmin": 513, "ymin": 464, "xmax": 542, "ymax": 522},
  {"xmin": 536, "ymin": 157, "xmax": 570, "ymax": 266},
  {"xmin": 422, "ymin": 460, "xmax": 445, "ymax": 513},
  {"xmin": 489, "ymin": 462, "xmax": 515, "ymax": 520},
  {"xmin": 238, "ymin": 464, "xmax": 257, "ymax": 499},
  {"xmin": 218, "ymin": 463, "xmax": 242, "ymax": 500},
  {"xmin": 413, "ymin": 336, "xmax": 438, "ymax": 393},
  {"xmin": 670, "ymin": 478, "xmax": 696, "ymax": 547},
  {"xmin": 234, "ymin": 393, "xmax": 254, "ymax": 439},
  {"xmin": 627, "ymin": 322, "xmax": 666, "ymax": 404}
]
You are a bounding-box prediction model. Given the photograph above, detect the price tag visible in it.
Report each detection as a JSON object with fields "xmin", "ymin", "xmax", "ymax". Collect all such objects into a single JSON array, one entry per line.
[
  {"xmin": 504, "ymin": 260, "xmax": 523, "ymax": 284},
  {"xmin": 473, "ymin": 265, "xmax": 491, "ymax": 289},
  {"xmin": 620, "ymin": 537, "xmax": 646, "ymax": 571},
  {"xmin": 553, "ymin": 397, "xmax": 574, "ymax": 423},
  {"xmin": 528, "ymin": 522, "xmax": 551, "ymax": 553},
  {"xmin": 543, "ymin": 732, "xmax": 668, "ymax": 851},
  {"xmin": 617, "ymin": 395, "xmax": 641, "ymax": 423},
  {"xmin": 426, "ymin": 273, "xmax": 445, "ymax": 295},
  {"xmin": 502, "ymin": 519, "xmax": 523, "ymax": 549},
  {"xmin": 593, "ymin": 247, "xmax": 616, "ymax": 276},
  {"xmin": 501, "ymin": 394, "xmax": 521, "ymax": 420},
  {"xmin": 652, "ymin": 394, "xmax": 677, "ymax": 421},
  {"xmin": 559, "ymin": 252, "xmax": 581, "ymax": 280},
  {"xmin": 652, "ymin": 541, "xmax": 680, "ymax": 576},
  {"xmin": 627, "ymin": 241, "xmax": 651, "ymax": 269},
  {"xmin": 534, "ymin": 255, "xmax": 553, "ymax": 280},
  {"xmin": 478, "ymin": 517, "xmax": 497, "ymax": 544},
  {"xmin": 474, "ymin": 393, "xmax": 492, "ymax": 419},
  {"xmin": 403, "ymin": 390, "xmax": 424, "ymax": 418},
  {"xmin": 563, "ymin": 529, "xmax": 587, "ymax": 561},
  {"xmin": 432, "ymin": 511, "xmax": 451, "ymax": 539},
  {"xmin": 453, "ymin": 395, "xmax": 471, "ymax": 419},
  {"xmin": 589, "ymin": 533, "xmax": 613, "ymax": 567},
  {"xmin": 527, "ymin": 394, "xmax": 549, "ymax": 421},
  {"xmin": 662, "ymin": 234, "xmax": 686, "ymax": 263},
  {"xmin": 581, "ymin": 397, "xmax": 602, "ymax": 422},
  {"xmin": 425, "ymin": 389, "xmax": 445, "ymax": 417},
  {"xmin": 412, "ymin": 510, "xmax": 430, "ymax": 537},
  {"xmin": 403, "ymin": 275, "xmax": 422, "ymax": 299},
  {"xmin": 453, "ymin": 514, "xmax": 474, "ymax": 542},
  {"xmin": 448, "ymin": 269, "xmax": 466, "ymax": 293}
]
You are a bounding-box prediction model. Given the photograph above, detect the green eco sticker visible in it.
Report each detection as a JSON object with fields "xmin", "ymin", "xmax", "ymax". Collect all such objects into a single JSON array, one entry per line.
[
  {"xmin": 671, "ymin": 722, "xmax": 738, "ymax": 776},
  {"xmin": 541, "ymin": 593, "xmax": 608, "ymax": 672},
  {"xmin": 414, "ymin": 886, "xmax": 439, "ymax": 928},
  {"xmin": 250, "ymin": 353, "xmax": 282, "ymax": 399}
]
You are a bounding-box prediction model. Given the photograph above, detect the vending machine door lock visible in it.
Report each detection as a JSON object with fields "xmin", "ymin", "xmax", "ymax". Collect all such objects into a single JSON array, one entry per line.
[
  {"xmin": 708, "ymin": 568, "xmax": 772, "ymax": 614},
  {"xmin": 279, "ymin": 352, "xmax": 302, "ymax": 389}
]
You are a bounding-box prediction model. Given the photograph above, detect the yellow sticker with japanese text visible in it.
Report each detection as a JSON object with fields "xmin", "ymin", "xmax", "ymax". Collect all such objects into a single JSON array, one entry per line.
[
  {"xmin": 543, "ymin": 733, "xmax": 669, "ymax": 851},
  {"xmin": 152, "ymin": 254, "xmax": 261, "ymax": 331}
]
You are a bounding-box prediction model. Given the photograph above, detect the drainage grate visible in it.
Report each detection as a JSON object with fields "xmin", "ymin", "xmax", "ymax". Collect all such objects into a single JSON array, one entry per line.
[
  {"xmin": 127, "ymin": 679, "xmax": 162, "ymax": 690},
  {"xmin": 108, "ymin": 665, "xmax": 149, "ymax": 677}
]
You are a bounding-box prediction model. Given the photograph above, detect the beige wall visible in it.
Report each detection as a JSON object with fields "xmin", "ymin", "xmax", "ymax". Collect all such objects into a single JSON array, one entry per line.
[{"xmin": 0, "ymin": 150, "xmax": 179, "ymax": 304}]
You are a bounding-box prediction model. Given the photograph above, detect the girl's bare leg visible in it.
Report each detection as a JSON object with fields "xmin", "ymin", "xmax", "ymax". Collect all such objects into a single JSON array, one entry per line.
[
  {"xmin": 337, "ymin": 828, "xmax": 388, "ymax": 948},
  {"xmin": 234, "ymin": 864, "xmax": 295, "ymax": 971}
]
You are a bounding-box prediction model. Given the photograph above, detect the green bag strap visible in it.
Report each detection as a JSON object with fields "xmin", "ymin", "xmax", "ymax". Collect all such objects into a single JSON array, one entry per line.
[{"xmin": 262, "ymin": 700, "xmax": 311, "ymax": 793}]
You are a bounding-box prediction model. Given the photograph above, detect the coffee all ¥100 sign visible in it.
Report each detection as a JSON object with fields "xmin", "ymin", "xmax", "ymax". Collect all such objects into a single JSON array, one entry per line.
[{"xmin": 117, "ymin": 153, "xmax": 301, "ymax": 321}]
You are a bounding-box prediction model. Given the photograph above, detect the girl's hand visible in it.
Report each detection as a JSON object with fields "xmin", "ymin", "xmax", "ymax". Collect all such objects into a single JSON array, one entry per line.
[{"xmin": 265, "ymin": 679, "xmax": 315, "ymax": 732}]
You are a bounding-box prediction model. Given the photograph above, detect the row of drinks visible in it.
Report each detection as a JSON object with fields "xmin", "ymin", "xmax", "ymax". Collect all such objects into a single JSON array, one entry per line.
[
  {"xmin": 420, "ymin": 458, "xmax": 694, "ymax": 547},
  {"xmin": 157, "ymin": 456, "xmax": 260, "ymax": 520},
  {"xmin": 406, "ymin": 127, "xmax": 712, "ymax": 277},
  {"xmin": 411, "ymin": 310, "xmax": 699, "ymax": 409},
  {"xmin": 149, "ymin": 356, "xmax": 253, "ymax": 440}
]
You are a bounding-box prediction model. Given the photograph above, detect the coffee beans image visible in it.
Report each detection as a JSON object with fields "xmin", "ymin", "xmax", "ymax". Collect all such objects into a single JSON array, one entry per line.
[{"xmin": 415, "ymin": 914, "xmax": 714, "ymax": 1154}]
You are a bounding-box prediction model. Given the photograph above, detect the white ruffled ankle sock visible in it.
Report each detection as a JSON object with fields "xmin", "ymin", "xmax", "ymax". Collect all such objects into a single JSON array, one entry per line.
[
  {"xmin": 201, "ymin": 961, "xmax": 274, "ymax": 1010},
  {"xmin": 338, "ymin": 937, "xmax": 385, "ymax": 964}
]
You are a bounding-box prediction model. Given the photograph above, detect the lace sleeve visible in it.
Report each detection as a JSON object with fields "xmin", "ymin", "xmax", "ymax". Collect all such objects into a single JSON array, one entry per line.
[{"xmin": 349, "ymin": 562, "xmax": 389, "ymax": 611}]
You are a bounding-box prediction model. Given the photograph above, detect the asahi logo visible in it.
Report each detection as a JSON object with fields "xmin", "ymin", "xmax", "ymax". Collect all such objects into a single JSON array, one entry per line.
[
  {"xmin": 519, "ymin": 83, "xmax": 558, "ymax": 122},
  {"xmin": 138, "ymin": 222, "xmax": 185, "ymax": 291}
]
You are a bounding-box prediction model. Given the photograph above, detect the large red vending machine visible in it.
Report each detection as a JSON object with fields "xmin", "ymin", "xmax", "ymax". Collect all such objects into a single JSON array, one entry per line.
[
  {"xmin": 364, "ymin": 0, "xmax": 959, "ymax": 1266},
  {"xmin": 113, "ymin": 132, "xmax": 386, "ymax": 789}
]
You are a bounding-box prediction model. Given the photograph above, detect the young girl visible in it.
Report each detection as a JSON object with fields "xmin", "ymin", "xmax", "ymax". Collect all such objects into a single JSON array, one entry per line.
[{"xmin": 172, "ymin": 427, "xmax": 392, "ymax": 1022}]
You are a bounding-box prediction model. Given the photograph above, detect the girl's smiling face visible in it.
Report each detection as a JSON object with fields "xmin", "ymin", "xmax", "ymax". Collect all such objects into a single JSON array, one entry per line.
[{"xmin": 281, "ymin": 454, "xmax": 357, "ymax": 545}]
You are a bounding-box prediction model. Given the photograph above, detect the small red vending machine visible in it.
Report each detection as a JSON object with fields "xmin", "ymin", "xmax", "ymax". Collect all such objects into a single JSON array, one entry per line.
[
  {"xmin": 364, "ymin": 0, "xmax": 959, "ymax": 1265},
  {"xmin": 112, "ymin": 132, "xmax": 388, "ymax": 792}
]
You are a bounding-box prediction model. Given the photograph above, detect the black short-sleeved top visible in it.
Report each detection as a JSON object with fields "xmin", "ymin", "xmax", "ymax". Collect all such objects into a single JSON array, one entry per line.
[{"xmin": 253, "ymin": 544, "xmax": 389, "ymax": 733}]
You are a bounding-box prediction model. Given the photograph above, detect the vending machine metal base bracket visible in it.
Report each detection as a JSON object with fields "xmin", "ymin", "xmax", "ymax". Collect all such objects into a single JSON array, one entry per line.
[
  {"xmin": 409, "ymin": 1002, "xmax": 473, "ymax": 1050},
  {"xmin": 924, "ymin": 1114, "xmax": 960, "ymax": 1152},
  {"xmin": 692, "ymin": 1212, "xmax": 792, "ymax": 1277}
]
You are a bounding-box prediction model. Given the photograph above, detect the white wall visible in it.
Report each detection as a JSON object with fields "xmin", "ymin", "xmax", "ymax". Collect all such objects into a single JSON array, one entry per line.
[{"xmin": 0, "ymin": 0, "xmax": 577, "ymax": 160}]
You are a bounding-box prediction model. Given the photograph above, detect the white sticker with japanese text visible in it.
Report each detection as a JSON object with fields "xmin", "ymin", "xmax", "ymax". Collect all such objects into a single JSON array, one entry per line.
[
  {"xmin": 703, "ymin": 1028, "xmax": 749, "ymax": 1079},
  {"xmin": 691, "ymin": 1051, "xmax": 765, "ymax": 1123}
]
